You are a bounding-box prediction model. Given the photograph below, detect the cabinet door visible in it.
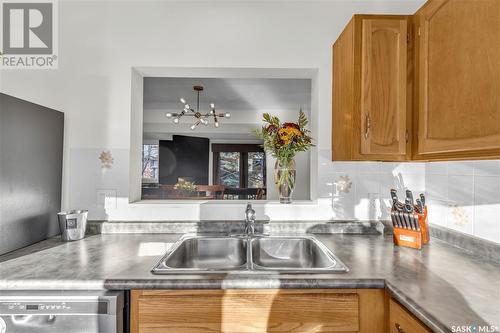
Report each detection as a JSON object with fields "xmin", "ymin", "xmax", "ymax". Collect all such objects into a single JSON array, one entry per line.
[
  {"xmin": 416, "ymin": 0, "xmax": 500, "ymax": 157},
  {"xmin": 360, "ymin": 19, "xmax": 408, "ymax": 157},
  {"xmin": 389, "ymin": 299, "xmax": 432, "ymax": 333},
  {"xmin": 132, "ymin": 289, "xmax": 360, "ymax": 333}
]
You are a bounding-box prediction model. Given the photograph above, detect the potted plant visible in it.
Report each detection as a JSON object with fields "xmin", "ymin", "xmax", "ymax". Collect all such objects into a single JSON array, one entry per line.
[{"xmin": 255, "ymin": 110, "xmax": 314, "ymax": 204}]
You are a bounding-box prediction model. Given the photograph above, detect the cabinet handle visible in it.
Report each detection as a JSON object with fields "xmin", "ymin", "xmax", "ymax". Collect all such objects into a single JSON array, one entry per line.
[
  {"xmin": 364, "ymin": 114, "xmax": 371, "ymax": 139},
  {"xmin": 395, "ymin": 323, "xmax": 405, "ymax": 333}
]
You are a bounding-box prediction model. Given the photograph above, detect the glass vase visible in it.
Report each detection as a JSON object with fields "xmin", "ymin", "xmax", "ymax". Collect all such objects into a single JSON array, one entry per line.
[{"xmin": 274, "ymin": 158, "xmax": 296, "ymax": 204}]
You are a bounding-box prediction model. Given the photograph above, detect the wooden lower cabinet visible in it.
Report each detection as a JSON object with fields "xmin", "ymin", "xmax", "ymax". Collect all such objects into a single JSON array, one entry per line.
[
  {"xmin": 131, "ymin": 289, "xmax": 386, "ymax": 333},
  {"xmin": 389, "ymin": 298, "xmax": 432, "ymax": 333}
]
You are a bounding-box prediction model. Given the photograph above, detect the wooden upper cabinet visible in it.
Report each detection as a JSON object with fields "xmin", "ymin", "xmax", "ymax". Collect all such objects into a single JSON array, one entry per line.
[
  {"xmin": 332, "ymin": 15, "xmax": 410, "ymax": 161},
  {"xmin": 415, "ymin": 0, "xmax": 500, "ymax": 158},
  {"xmin": 361, "ymin": 19, "xmax": 408, "ymax": 156}
]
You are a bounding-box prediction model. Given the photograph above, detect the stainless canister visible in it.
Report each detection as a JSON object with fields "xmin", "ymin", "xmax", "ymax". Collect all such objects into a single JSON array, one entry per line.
[{"xmin": 57, "ymin": 210, "xmax": 88, "ymax": 241}]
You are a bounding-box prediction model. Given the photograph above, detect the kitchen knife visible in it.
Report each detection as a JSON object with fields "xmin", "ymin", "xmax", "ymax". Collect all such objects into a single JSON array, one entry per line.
[
  {"xmin": 416, "ymin": 198, "xmax": 424, "ymax": 214},
  {"xmin": 405, "ymin": 190, "xmax": 417, "ymax": 230},
  {"xmin": 390, "ymin": 189, "xmax": 402, "ymax": 228},
  {"xmin": 413, "ymin": 213, "xmax": 421, "ymax": 231},
  {"xmin": 406, "ymin": 190, "xmax": 414, "ymax": 206},
  {"xmin": 420, "ymin": 193, "xmax": 426, "ymax": 207},
  {"xmin": 399, "ymin": 207, "xmax": 410, "ymax": 229},
  {"xmin": 390, "ymin": 210, "xmax": 398, "ymax": 228},
  {"xmin": 392, "ymin": 199, "xmax": 402, "ymax": 228},
  {"xmin": 404, "ymin": 196, "xmax": 416, "ymax": 230},
  {"xmin": 390, "ymin": 189, "xmax": 399, "ymax": 206}
]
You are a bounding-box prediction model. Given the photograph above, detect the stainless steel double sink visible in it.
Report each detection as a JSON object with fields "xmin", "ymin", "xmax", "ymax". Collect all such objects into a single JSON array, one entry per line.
[{"xmin": 151, "ymin": 235, "xmax": 348, "ymax": 274}]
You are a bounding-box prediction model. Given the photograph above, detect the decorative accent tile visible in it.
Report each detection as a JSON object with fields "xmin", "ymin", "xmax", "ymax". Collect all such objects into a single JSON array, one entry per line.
[
  {"xmin": 335, "ymin": 175, "xmax": 352, "ymax": 194},
  {"xmin": 99, "ymin": 151, "xmax": 114, "ymax": 169},
  {"xmin": 447, "ymin": 205, "xmax": 473, "ymax": 234}
]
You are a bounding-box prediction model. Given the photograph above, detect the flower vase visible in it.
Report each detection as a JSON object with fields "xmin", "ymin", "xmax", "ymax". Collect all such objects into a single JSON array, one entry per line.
[{"xmin": 274, "ymin": 158, "xmax": 296, "ymax": 204}]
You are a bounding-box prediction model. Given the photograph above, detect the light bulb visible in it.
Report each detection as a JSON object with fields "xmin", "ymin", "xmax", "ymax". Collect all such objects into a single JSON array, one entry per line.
[
  {"xmin": 210, "ymin": 103, "xmax": 215, "ymax": 109},
  {"xmin": 184, "ymin": 104, "xmax": 190, "ymax": 110},
  {"xmin": 165, "ymin": 112, "xmax": 172, "ymax": 118},
  {"xmin": 180, "ymin": 98, "xmax": 186, "ymax": 104},
  {"xmin": 225, "ymin": 113, "xmax": 231, "ymax": 118},
  {"xmin": 191, "ymin": 120, "xmax": 200, "ymax": 130},
  {"xmin": 173, "ymin": 117, "xmax": 179, "ymax": 124},
  {"xmin": 214, "ymin": 121, "xmax": 219, "ymax": 128}
]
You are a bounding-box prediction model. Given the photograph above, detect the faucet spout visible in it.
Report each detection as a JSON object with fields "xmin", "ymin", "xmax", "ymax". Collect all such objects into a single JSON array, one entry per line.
[{"xmin": 245, "ymin": 203, "xmax": 256, "ymax": 236}]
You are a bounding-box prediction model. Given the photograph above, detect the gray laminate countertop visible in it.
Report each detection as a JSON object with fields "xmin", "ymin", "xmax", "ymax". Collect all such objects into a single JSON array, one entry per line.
[{"xmin": 0, "ymin": 233, "xmax": 499, "ymax": 333}]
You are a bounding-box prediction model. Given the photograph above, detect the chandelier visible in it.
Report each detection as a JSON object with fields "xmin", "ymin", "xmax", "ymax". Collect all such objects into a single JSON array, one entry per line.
[{"xmin": 165, "ymin": 85, "xmax": 230, "ymax": 130}]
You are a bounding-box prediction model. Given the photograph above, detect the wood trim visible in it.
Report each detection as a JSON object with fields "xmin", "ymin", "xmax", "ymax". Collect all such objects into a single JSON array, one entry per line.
[
  {"xmin": 358, "ymin": 289, "xmax": 386, "ymax": 333},
  {"xmin": 332, "ymin": 16, "xmax": 355, "ymax": 160},
  {"xmin": 213, "ymin": 149, "xmax": 266, "ymax": 189},
  {"xmin": 130, "ymin": 290, "xmax": 141, "ymax": 333},
  {"xmin": 138, "ymin": 289, "xmax": 359, "ymax": 297},
  {"xmin": 211, "ymin": 144, "xmax": 264, "ymax": 153},
  {"xmin": 241, "ymin": 152, "xmax": 248, "ymax": 188},
  {"xmin": 212, "ymin": 151, "xmax": 220, "ymax": 184}
]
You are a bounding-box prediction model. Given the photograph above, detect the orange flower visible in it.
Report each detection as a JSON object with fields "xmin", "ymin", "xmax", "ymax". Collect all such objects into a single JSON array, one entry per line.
[{"xmin": 278, "ymin": 126, "xmax": 303, "ymax": 145}]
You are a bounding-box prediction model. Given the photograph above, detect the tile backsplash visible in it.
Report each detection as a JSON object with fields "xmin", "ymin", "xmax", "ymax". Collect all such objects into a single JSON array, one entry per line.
[
  {"xmin": 319, "ymin": 150, "xmax": 500, "ymax": 244},
  {"xmin": 318, "ymin": 150, "xmax": 426, "ymax": 221},
  {"xmin": 425, "ymin": 160, "xmax": 500, "ymax": 244}
]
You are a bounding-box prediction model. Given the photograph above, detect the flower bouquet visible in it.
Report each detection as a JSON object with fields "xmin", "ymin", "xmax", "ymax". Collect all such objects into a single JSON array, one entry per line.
[
  {"xmin": 174, "ymin": 179, "xmax": 197, "ymax": 197},
  {"xmin": 255, "ymin": 110, "xmax": 314, "ymax": 203}
]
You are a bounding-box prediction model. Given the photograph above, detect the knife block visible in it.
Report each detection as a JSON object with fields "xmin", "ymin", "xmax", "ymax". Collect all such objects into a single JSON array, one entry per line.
[
  {"xmin": 391, "ymin": 206, "xmax": 430, "ymax": 250},
  {"xmin": 393, "ymin": 227, "xmax": 422, "ymax": 249},
  {"xmin": 419, "ymin": 207, "xmax": 430, "ymax": 244}
]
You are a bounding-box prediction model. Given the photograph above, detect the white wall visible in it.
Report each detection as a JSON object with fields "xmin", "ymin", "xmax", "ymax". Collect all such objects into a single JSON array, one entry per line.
[{"xmin": 1, "ymin": 1, "xmax": 435, "ymax": 222}]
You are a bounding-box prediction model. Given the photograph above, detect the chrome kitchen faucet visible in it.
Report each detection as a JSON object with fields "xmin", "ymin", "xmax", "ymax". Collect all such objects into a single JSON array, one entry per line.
[{"xmin": 245, "ymin": 203, "xmax": 256, "ymax": 236}]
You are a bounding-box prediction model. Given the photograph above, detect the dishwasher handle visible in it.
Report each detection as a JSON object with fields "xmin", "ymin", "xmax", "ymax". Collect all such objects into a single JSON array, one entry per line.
[{"xmin": 12, "ymin": 314, "xmax": 56, "ymax": 325}]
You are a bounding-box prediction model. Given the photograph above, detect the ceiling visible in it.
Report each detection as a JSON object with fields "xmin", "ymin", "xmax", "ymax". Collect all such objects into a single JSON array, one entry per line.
[
  {"xmin": 143, "ymin": 77, "xmax": 312, "ymax": 114},
  {"xmin": 142, "ymin": 77, "xmax": 312, "ymax": 142}
]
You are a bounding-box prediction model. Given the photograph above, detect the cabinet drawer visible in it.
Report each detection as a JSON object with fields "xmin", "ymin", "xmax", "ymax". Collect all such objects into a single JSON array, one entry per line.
[
  {"xmin": 133, "ymin": 289, "xmax": 360, "ymax": 333},
  {"xmin": 389, "ymin": 299, "xmax": 432, "ymax": 333}
]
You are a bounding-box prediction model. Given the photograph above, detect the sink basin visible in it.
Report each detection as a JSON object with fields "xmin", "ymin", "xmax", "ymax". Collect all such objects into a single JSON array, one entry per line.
[
  {"xmin": 251, "ymin": 236, "xmax": 348, "ymax": 272},
  {"xmin": 152, "ymin": 236, "xmax": 248, "ymax": 273},
  {"xmin": 151, "ymin": 234, "xmax": 348, "ymax": 274}
]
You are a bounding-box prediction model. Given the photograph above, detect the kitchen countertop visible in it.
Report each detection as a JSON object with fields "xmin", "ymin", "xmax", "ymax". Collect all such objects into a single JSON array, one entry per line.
[{"xmin": 0, "ymin": 233, "xmax": 499, "ymax": 333}]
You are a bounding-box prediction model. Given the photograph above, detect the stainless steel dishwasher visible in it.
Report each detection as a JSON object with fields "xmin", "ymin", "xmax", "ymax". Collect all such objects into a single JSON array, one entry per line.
[{"xmin": 0, "ymin": 291, "xmax": 123, "ymax": 333}]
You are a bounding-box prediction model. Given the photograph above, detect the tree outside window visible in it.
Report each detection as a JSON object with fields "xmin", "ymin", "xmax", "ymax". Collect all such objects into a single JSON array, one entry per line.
[{"xmin": 142, "ymin": 144, "xmax": 159, "ymax": 183}]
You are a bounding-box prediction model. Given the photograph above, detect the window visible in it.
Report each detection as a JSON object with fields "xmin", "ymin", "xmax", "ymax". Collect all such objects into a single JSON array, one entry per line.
[
  {"xmin": 218, "ymin": 152, "xmax": 240, "ymax": 188},
  {"xmin": 142, "ymin": 144, "xmax": 159, "ymax": 183},
  {"xmin": 212, "ymin": 144, "xmax": 266, "ymax": 199},
  {"xmin": 247, "ymin": 152, "xmax": 265, "ymax": 188}
]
